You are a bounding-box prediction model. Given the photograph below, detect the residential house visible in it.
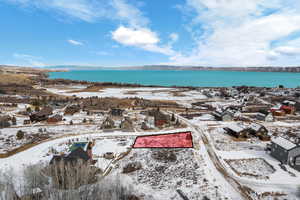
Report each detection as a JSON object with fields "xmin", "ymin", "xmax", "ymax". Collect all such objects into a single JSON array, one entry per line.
[
  {"xmin": 212, "ymin": 110, "xmax": 234, "ymax": 121},
  {"xmin": 101, "ymin": 117, "xmax": 115, "ymax": 129},
  {"xmin": 0, "ymin": 115, "xmax": 11, "ymax": 128},
  {"xmin": 223, "ymin": 124, "xmax": 251, "ymax": 138},
  {"xmin": 248, "ymin": 123, "xmax": 270, "ymax": 141},
  {"xmin": 265, "ymin": 113, "xmax": 274, "ymax": 122},
  {"xmin": 120, "ymin": 117, "xmax": 134, "ymax": 132},
  {"xmin": 256, "ymin": 113, "xmax": 266, "ymax": 121},
  {"xmin": 110, "ymin": 108, "xmax": 124, "ymax": 117},
  {"xmin": 30, "ymin": 106, "xmax": 53, "ymax": 122},
  {"xmin": 151, "ymin": 109, "xmax": 170, "ymax": 127},
  {"xmin": 281, "ymin": 100, "xmax": 296, "ymax": 114},
  {"xmin": 270, "ymin": 136, "xmax": 300, "ymax": 171},
  {"xmin": 47, "ymin": 114, "xmax": 63, "ymax": 123}
]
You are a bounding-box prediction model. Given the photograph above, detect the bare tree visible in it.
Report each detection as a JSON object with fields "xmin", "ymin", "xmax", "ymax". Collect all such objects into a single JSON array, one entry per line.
[{"xmin": 0, "ymin": 163, "xmax": 139, "ymax": 200}]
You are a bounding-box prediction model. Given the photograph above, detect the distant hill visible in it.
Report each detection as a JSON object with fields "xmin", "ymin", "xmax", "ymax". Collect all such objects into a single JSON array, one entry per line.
[{"xmin": 46, "ymin": 65, "xmax": 300, "ymax": 72}]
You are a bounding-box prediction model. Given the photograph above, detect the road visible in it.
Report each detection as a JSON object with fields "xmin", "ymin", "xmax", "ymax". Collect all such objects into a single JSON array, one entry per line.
[{"xmin": 176, "ymin": 113, "xmax": 253, "ymax": 200}]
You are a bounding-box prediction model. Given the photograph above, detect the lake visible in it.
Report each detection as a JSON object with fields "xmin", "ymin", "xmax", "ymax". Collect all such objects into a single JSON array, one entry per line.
[{"xmin": 48, "ymin": 70, "xmax": 300, "ymax": 88}]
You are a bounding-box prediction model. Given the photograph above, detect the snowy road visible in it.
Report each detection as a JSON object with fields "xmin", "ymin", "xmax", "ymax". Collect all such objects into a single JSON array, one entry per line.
[{"xmin": 175, "ymin": 113, "xmax": 251, "ymax": 200}]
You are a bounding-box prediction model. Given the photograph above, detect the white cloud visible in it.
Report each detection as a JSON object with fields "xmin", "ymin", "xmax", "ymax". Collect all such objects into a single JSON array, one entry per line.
[
  {"xmin": 112, "ymin": 26, "xmax": 158, "ymax": 46},
  {"xmin": 67, "ymin": 39, "xmax": 84, "ymax": 46},
  {"xmin": 111, "ymin": 26, "xmax": 174, "ymax": 55},
  {"xmin": 5, "ymin": 0, "xmax": 147, "ymax": 25},
  {"xmin": 13, "ymin": 53, "xmax": 46, "ymax": 67},
  {"xmin": 110, "ymin": 0, "xmax": 148, "ymax": 28},
  {"xmin": 170, "ymin": 0, "xmax": 300, "ymax": 66}
]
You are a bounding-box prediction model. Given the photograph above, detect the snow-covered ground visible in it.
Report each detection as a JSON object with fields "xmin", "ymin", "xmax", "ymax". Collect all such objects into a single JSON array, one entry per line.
[{"xmin": 46, "ymin": 86, "xmax": 207, "ymax": 103}]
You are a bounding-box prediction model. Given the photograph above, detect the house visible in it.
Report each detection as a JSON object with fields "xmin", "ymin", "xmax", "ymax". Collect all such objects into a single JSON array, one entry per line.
[
  {"xmin": 212, "ymin": 110, "xmax": 234, "ymax": 121},
  {"xmin": 110, "ymin": 108, "xmax": 124, "ymax": 117},
  {"xmin": 64, "ymin": 104, "xmax": 81, "ymax": 115},
  {"xmin": 47, "ymin": 114, "xmax": 63, "ymax": 123},
  {"xmin": 119, "ymin": 117, "xmax": 134, "ymax": 132},
  {"xmin": 101, "ymin": 117, "xmax": 115, "ymax": 129},
  {"xmin": 23, "ymin": 119, "xmax": 31, "ymax": 125},
  {"xmin": 141, "ymin": 121, "xmax": 150, "ymax": 130},
  {"xmin": 256, "ymin": 113, "xmax": 266, "ymax": 121},
  {"xmin": 152, "ymin": 110, "xmax": 169, "ymax": 127},
  {"xmin": 30, "ymin": 106, "xmax": 53, "ymax": 122},
  {"xmin": 278, "ymin": 100, "xmax": 296, "ymax": 115},
  {"xmin": 280, "ymin": 105, "xmax": 295, "ymax": 115},
  {"xmin": 270, "ymin": 137, "xmax": 300, "ymax": 171},
  {"xmin": 265, "ymin": 113, "xmax": 274, "ymax": 122},
  {"xmin": 223, "ymin": 124, "xmax": 251, "ymax": 138},
  {"xmin": 248, "ymin": 123, "xmax": 270, "ymax": 141},
  {"xmin": 0, "ymin": 115, "xmax": 11, "ymax": 128}
]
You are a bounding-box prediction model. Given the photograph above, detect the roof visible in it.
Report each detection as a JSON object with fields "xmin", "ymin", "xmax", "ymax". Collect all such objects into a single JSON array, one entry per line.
[
  {"xmin": 69, "ymin": 142, "xmax": 88, "ymax": 152},
  {"xmin": 283, "ymin": 100, "xmax": 296, "ymax": 105},
  {"xmin": 249, "ymin": 123, "xmax": 263, "ymax": 132},
  {"xmin": 66, "ymin": 147, "xmax": 90, "ymax": 161},
  {"xmin": 226, "ymin": 124, "xmax": 246, "ymax": 133},
  {"xmin": 272, "ymin": 137, "xmax": 297, "ymax": 150}
]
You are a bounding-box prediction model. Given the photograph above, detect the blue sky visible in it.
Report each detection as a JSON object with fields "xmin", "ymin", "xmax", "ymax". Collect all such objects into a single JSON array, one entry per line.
[{"xmin": 1, "ymin": 0, "xmax": 300, "ymax": 67}]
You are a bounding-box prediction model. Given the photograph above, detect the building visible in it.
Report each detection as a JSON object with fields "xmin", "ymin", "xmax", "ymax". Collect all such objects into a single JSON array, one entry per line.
[
  {"xmin": 47, "ymin": 114, "xmax": 63, "ymax": 123},
  {"xmin": 270, "ymin": 137, "xmax": 300, "ymax": 171},
  {"xmin": 110, "ymin": 108, "xmax": 124, "ymax": 117},
  {"xmin": 248, "ymin": 123, "xmax": 270, "ymax": 141},
  {"xmin": 223, "ymin": 124, "xmax": 251, "ymax": 138},
  {"xmin": 0, "ymin": 115, "xmax": 11, "ymax": 128},
  {"xmin": 212, "ymin": 109, "xmax": 234, "ymax": 122},
  {"xmin": 101, "ymin": 117, "xmax": 115, "ymax": 129},
  {"xmin": 265, "ymin": 113, "xmax": 274, "ymax": 122},
  {"xmin": 153, "ymin": 110, "xmax": 169, "ymax": 127},
  {"xmin": 119, "ymin": 117, "xmax": 134, "ymax": 132},
  {"xmin": 256, "ymin": 113, "xmax": 266, "ymax": 121},
  {"xmin": 30, "ymin": 106, "xmax": 53, "ymax": 122}
]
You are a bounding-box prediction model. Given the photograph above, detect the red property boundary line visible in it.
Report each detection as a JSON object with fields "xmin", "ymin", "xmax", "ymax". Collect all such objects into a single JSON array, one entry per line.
[{"xmin": 133, "ymin": 131, "xmax": 194, "ymax": 149}]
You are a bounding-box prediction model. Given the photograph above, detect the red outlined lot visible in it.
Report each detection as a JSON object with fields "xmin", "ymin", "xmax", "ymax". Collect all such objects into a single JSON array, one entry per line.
[{"xmin": 133, "ymin": 131, "xmax": 193, "ymax": 148}]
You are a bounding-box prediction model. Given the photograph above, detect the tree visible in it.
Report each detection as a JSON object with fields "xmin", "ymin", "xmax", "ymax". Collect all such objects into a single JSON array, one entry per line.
[
  {"xmin": 83, "ymin": 118, "xmax": 87, "ymax": 123},
  {"xmin": 0, "ymin": 163, "xmax": 139, "ymax": 200},
  {"xmin": 278, "ymin": 85, "xmax": 284, "ymax": 88},
  {"xmin": 171, "ymin": 113, "xmax": 175, "ymax": 122},
  {"xmin": 16, "ymin": 130, "xmax": 25, "ymax": 140},
  {"xmin": 11, "ymin": 116, "xmax": 17, "ymax": 126},
  {"xmin": 26, "ymin": 107, "xmax": 32, "ymax": 113},
  {"xmin": 69, "ymin": 120, "xmax": 73, "ymax": 125}
]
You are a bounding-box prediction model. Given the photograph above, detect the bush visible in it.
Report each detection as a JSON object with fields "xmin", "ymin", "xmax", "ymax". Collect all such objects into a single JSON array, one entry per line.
[{"xmin": 16, "ymin": 130, "xmax": 25, "ymax": 140}]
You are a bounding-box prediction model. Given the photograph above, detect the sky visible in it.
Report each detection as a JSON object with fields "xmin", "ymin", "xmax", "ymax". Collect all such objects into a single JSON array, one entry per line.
[{"xmin": 1, "ymin": 0, "xmax": 300, "ymax": 67}]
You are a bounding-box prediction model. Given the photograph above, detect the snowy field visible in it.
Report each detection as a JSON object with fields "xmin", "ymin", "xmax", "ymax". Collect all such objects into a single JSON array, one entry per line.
[{"xmin": 46, "ymin": 86, "xmax": 208, "ymax": 102}]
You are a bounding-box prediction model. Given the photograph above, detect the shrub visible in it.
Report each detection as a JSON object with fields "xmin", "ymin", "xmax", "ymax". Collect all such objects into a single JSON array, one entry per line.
[{"xmin": 16, "ymin": 130, "xmax": 25, "ymax": 140}]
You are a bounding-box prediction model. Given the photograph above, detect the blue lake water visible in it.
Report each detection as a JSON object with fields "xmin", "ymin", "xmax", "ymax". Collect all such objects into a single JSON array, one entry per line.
[{"xmin": 48, "ymin": 70, "xmax": 300, "ymax": 88}]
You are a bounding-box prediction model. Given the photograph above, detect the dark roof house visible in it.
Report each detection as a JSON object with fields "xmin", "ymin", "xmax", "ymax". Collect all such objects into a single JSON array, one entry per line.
[
  {"xmin": 30, "ymin": 106, "xmax": 53, "ymax": 122},
  {"xmin": 270, "ymin": 137, "xmax": 300, "ymax": 171}
]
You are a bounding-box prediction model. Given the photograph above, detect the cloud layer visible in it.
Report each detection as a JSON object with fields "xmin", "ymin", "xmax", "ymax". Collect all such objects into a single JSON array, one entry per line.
[{"xmin": 171, "ymin": 0, "xmax": 300, "ymax": 66}]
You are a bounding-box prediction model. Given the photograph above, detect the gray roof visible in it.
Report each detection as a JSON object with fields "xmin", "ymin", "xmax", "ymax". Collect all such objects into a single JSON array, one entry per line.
[{"xmin": 272, "ymin": 137, "xmax": 297, "ymax": 150}]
